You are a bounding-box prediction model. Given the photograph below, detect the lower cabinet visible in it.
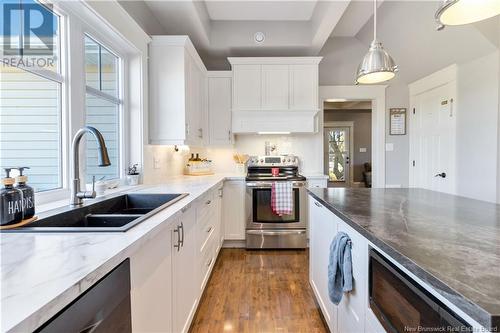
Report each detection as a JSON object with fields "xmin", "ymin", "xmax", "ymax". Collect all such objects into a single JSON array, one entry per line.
[
  {"xmin": 308, "ymin": 194, "xmax": 374, "ymax": 333},
  {"xmin": 309, "ymin": 197, "xmax": 337, "ymax": 332},
  {"xmin": 223, "ymin": 180, "xmax": 247, "ymax": 240},
  {"xmin": 172, "ymin": 204, "xmax": 199, "ymax": 333}
]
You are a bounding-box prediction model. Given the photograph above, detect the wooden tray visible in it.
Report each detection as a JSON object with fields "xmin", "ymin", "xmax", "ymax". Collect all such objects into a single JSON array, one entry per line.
[{"xmin": 0, "ymin": 216, "xmax": 38, "ymax": 230}]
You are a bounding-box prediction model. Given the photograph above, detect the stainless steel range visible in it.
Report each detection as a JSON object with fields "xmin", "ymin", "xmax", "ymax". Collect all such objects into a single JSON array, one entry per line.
[{"xmin": 245, "ymin": 155, "xmax": 307, "ymax": 249}]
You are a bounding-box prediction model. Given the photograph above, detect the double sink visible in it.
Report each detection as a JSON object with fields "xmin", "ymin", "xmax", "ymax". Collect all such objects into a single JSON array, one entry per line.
[{"xmin": 5, "ymin": 193, "xmax": 188, "ymax": 233}]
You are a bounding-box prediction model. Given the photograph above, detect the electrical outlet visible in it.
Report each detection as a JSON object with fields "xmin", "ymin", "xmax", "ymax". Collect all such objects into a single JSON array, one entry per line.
[{"xmin": 153, "ymin": 156, "xmax": 161, "ymax": 169}]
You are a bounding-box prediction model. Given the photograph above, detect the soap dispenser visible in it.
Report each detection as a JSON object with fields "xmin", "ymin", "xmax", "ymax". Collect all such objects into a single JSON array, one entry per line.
[
  {"xmin": 15, "ymin": 167, "xmax": 35, "ymax": 219},
  {"xmin": 0, "ymin": 168, "xmax": 24, "ymax": 226}
]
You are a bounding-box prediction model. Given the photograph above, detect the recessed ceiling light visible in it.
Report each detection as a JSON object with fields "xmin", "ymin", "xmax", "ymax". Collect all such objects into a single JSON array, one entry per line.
[{"xmin": 254, "ymin": 32, "xmax": 265, "ymax": 44}]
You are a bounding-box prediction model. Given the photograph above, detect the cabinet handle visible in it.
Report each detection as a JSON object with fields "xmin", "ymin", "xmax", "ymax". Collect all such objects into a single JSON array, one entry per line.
[
  {"xmin": 205, "ymin": 199, "xmax": 211, "ymax": 205},
  {"xmin": 198, "ymin": 128, "xmax": 203, "ymax": 138},
  {"xmin": 179, "ymin": 222, "xmax": 184, "ymax": 247},
  {"xmin": 206, "ymin": 226, "xmax": 213, "ymax": 233},
  {"xmin": 181, "ymin": 204, "xmax": 190, "ymax": 213},
  {"xmin": 185, "ymin": 123, "xmax": 189, "ymax": 135},
  {"xmin": 218, "ymin": 188, "xmax": 223, "ymax": 197},
  {"xmin": 207, "ymin": 258, "xmax": 213, "ymax": 267},
  {"xmin": 314, "ymin": 201, "xmax": 322, "ymax": 208},
  {"xmin": 174, "ymin": 226, "xmax": 181, "ymax": 251},
  {"xmin": 228, "ymin": 130, "xmax": 231, "ymax": 141}
]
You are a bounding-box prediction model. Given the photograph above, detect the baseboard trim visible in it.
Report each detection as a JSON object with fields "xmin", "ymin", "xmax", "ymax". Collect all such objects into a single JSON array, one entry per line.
[
  {"xmin": 385, "ymin": 184, "xmax": 402, "ymax": 188},
  {"xmin": 222, "ymin": 240, "xmax": 246, "ymax": 248}
]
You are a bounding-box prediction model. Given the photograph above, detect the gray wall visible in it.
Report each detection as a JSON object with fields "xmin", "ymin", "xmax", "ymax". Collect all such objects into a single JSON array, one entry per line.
[
  {"xmin": 324, "ymin": 110, "xmax": 372, "ymax": 182},
  {"xmin": 319, "ymin": 2, "xmax": 499, "ymax": 189}
]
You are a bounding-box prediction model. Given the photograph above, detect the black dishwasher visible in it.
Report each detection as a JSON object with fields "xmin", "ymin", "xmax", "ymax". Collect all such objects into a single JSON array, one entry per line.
[{"xmin": 36, "ymin": 259, "xmax": 132, "ymax": 333}]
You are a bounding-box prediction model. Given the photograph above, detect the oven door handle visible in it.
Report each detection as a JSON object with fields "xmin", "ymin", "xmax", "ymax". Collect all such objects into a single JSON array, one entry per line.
[
  {"xmin": 246, "ymin": 230, "xmax": 306, "ymax": 236},
  {"xmin": 246, "ymin": 182, "xmax": 305, "ymax": 188}
]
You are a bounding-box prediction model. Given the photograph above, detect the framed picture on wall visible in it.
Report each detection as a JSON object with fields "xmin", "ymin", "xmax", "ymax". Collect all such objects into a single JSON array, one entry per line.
[{"xmin": 390, "ymin": 108, "xmax": 407, "ymax": 135}]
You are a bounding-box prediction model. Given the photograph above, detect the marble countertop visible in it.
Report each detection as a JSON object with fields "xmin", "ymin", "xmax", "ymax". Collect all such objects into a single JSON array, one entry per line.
[
  {"xmin": 308, "ymin": 188, "xmax": 500, "ymax": 330},
  {"xmin": 0, "ymin": 174, "xmax": 242, "ymax": 333}
]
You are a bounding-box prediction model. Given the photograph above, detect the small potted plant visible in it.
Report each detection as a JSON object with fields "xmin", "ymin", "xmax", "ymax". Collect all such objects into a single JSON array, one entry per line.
[{"xmin": 126, "ymin": 164, "xmax": 140, "ymax": 185}]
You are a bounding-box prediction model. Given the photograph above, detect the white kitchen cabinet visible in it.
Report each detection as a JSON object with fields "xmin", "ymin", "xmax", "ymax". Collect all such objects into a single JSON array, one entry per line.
[
  {"xmin": 172, "ymin": 205, "xmax": 199, "ymax": 333},
  {"xmin": 130, "ymin": 224, "xmax": 173, "ymax": 333},
  {"xmin": 232, "ymin": 64, "xmax": 261, "ymax": 110},
  {"xmin": 262, "ymin": 64, "xmax": 289, "ymax": 110},
  {"xmin": 336, "ymin": 217, "xmax": 368, "ymax": 333},
  {"xmin": 208, "ymin": 72, "xmax": 233, "ymax": 145},
  {"xmin": 289, "ymin": 64, "xmax": 318, "ymax": 110},
  {"xmin": 214, "ymin": 185, "xmax": 224, "ymax": 251},
  {"xmin": 223, "ymin": 180, "xmax": 247, "ymax": 240},
  {"xmin": 149, "ymin": 36, "xmax": 206, "ymax": 146},
  {"xmin": 309, "ymin": 197, "xmax": 337, "ymax": 333}
]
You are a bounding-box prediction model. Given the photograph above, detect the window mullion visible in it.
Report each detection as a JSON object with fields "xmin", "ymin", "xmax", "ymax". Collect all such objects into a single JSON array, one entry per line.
[{"xmin": 86, "ymin": 85, "xmax": 121, "ymax": 105}]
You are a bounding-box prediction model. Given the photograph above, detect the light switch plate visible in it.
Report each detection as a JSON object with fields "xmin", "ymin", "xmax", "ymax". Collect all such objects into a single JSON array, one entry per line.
[
  {"xmin": 359, "ymin": 147, "xmax": 367, "ymax": 153},
  {"xmin": 385, "ymin": 143, "xmax": 394, "ymax": 151},
  {"xmin": 153, "ymin": 156, "xmax": 161, "ymax": 169}
]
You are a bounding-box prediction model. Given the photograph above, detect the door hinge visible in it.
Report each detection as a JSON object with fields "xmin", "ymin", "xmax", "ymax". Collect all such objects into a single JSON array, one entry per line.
[{"xmin": 412, "ymin": 160, "xmax": 416, "ymax": 167}]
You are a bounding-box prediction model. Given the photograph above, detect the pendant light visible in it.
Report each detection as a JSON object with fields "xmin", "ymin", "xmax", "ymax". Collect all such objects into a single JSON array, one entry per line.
[
  {"xmin": 435, "ymin": 0, "xmax": 500, "ymax": 30},
  {"xmin": 356, "ymin": 0, "xmax": 398, "ymax": 85}
]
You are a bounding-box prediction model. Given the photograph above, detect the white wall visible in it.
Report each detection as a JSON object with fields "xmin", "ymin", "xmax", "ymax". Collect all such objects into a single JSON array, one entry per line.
[{"xmin": 456, "ymin": 51, "xmax": 499, "ymax": 202}]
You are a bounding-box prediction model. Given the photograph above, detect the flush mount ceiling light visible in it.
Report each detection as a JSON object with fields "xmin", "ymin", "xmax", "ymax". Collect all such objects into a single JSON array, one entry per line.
[
  {"xmin": 356, "ymin": 0, "xmax": 398, "ymax": 85},
  {"xmin": 254, "ymin": 32, "xmax": 265, "ymax": 44},
  {"xmin": 435, "ymin": 0, "xmax": 500, "ymax": 30}
]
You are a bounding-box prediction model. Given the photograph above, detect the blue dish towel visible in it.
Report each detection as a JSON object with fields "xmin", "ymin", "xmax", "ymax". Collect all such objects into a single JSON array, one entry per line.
[{"xmin": 328, "ymin": 231, "xmax": 353, "ymax": 305}]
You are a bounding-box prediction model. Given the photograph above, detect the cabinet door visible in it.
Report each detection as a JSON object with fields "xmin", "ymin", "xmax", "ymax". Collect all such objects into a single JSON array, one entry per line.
[
  {"xmin": 233, "ymin": 64, "xmax": 261, "ymax": 110},
  {"xmin": 186, "ymin": 57, "xmax": 204, "ymax": 145},
  {"xmin": 214, "ymin": 186, "xmax": 224, "ymax": 252},
  {"xmin": 223, "ymin": 180, "xmax": 247, "ymax": 240},
  {"xmin": 208, "ymin": 76, "xmax": 233, "ymax": 145},
  {"xmin": 337, "ymin": 218, "xmax": 368, "ymax": 333},
  {"xmin": 309, "ymin": 197, "xmax": 337, "ymax": 333},
  {"xmin": 172, "ymin": 206, "xmax": 199, "ymax": 333},
  {"xmin": 130, "ymin": 224, "xmax": 172, "ymax": 332},
  {"xmin": 289, "ymin": 64, "xmax": 318, "ymax": 110},
  {"xmin": 262, "ymin": 64, "xmax": 289, "ymax": 110}
]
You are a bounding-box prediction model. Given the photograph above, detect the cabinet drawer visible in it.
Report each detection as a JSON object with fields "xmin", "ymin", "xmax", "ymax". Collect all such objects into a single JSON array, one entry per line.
[
  {"xmin": 197, "ymin": 191, "xmax": 215, "ymax": 225},
  {"xmin": 199, "ymin": 239, "xmax": 215, "ymax": 291}
]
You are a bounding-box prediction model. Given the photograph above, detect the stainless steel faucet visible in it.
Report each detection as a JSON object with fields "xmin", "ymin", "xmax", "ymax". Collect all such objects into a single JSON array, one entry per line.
[{"xmin": 70, "ymin": 126, "xmax": 111, "ymax": 206}]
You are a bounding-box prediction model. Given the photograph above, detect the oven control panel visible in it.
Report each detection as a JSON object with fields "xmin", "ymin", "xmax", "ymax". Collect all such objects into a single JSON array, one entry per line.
[{"xmin": 247, "ymin": 155, "xmax": 299, "ymax": 167}]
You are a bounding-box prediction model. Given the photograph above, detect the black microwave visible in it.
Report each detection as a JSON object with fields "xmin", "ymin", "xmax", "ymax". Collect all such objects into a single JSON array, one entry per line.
[{"xmin": 369, "ymin": 249, "xmax": 472, "ymax": 333}]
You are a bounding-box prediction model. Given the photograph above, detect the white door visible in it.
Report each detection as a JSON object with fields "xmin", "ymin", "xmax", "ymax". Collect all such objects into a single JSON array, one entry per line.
[
  {"xmin": 309, "ymin": 198, "xmax": 337, "ymax": 332},
  {"xmin": 208, "ymin": 76, "xmax": 232, "ymax": 145},
  {"xmin": 337, "ymin": 220, "xmax": 368, "ymax": 333},
  {"xmin": 172, "ymin": 206, "xmax": 198, "ymax": 333},
  {"xmin": 289, "ymin": 64, "xmax": 318, "ymax": 110},
  {"xmin": 232, "ymin": 64, "xmax": 261, "ymax": 110},
  {"xmin": 412, "ymin": 82, "xmax": 456, "ymax": 194},
  {"xmin": 325, "ymin": 127, "xmax": 351, "ymax": 186},
  {"xmin": 223, "ymin": 180, "xmax": 247, "ymax": 240},
  {"xmin": 262, "ymin": 64, "xmax": 289, "ymax": 110}
]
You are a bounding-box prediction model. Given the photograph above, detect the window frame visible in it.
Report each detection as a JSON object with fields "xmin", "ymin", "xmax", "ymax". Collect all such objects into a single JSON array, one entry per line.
[
  {"xmin": 83, "ymin": 33, "xmax": 125, "ymax": 183},
  {"xmin": 31, "ymin": 0, "xmax": 134, "ymax": 205}
]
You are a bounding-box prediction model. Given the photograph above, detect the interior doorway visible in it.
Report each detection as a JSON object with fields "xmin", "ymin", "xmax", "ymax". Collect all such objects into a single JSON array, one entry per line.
[{"xmin": 323, "ymin": 100, "xmax": 372, "ymax": 188}]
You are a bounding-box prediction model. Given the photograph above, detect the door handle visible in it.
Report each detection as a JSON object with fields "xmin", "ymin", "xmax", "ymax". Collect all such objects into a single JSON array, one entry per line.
[
  {"xmin": 179, "ymin": 222, "xmax": 184, "ymax": 247},
  {"xmin": 174, "ymin": 225, "xmax": 181, "ymax": 251},
  {"xmin": 314, "ymin": 201, "xmax": 322, "ymax": 208},
  {"xmin": 434, "ymin": 172, "xmax": 446, "ymax": 178}
]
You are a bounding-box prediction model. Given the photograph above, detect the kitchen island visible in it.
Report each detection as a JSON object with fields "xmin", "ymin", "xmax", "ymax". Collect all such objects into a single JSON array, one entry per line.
[{"xmin": 308, "ymin": 187, "xmax": 500, "ymax": 332}]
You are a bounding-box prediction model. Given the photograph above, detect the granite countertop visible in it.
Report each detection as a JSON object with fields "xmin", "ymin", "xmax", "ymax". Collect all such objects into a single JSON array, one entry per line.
[
  {"xmin": 0, "ymin": 174, "xmax": 242, "ymax": 333},
  {"xmin": 308, "ymin": 188, "xmax": 500, "ymax": 330}
]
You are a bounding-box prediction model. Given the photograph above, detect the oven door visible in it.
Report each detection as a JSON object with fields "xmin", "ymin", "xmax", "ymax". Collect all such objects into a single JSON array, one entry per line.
[{"xmin": 246, "ymin": 182, "xmax": 306, "ymax": 229}]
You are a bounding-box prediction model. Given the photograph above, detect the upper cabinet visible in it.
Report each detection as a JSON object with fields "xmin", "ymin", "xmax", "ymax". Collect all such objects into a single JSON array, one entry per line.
[
  {"xmin": 149, "ymin": 36, "xmax": 207, "ymax": 146},
  {"xmin": 228, "ymin": 57, "xmax": 322, "ymax": 134},
  {"xmin": 207, "ymin": 72, "xmax": 233, "ymax": 146},
  {"xmin": 232, "ymin": 64, "xmax": 261, "ymax": 111}
]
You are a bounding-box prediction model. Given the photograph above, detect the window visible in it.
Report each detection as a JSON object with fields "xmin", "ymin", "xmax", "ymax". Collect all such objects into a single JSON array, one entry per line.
[
  {"xmin": 84, "ymin": 36, "xmax": 121, "ymax": 183},
  {"xmin": 0, "ymin": 0, "xmax": 62, "ymax": 192}
]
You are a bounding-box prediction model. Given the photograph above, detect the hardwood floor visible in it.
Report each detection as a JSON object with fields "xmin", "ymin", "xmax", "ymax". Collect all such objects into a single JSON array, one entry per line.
[{"xmin": 189, "ymin": 249, "xmax": 328, "ymax": 333}]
